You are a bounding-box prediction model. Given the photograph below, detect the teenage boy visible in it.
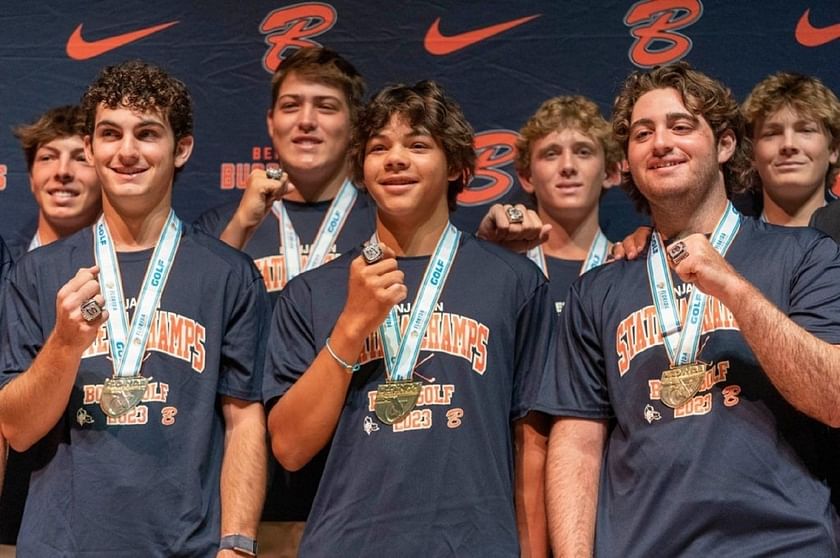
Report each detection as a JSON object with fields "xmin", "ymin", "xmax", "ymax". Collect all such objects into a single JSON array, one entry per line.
[
  {"xmin": 537, "ymin": 63, "xmax": 840, "ymax": 557},
  {"xmin": 515, "ymin": 95, "xmax": 622, "ymax": 312},
  {"xmin": 0, "ymin": 60, "xmax": 269, "ymax": 557},
  {"xmin": 263, "ymin": 80, "xmax": 554, "ymax": 557},
  {"xmin": 197, "ymin": 46, "xmax": 547, "ymax": 555},
  {"xmin": 7, "ymin": 105, "xmax": 103, "ymax": 259},
  {"xmin": 1, "ymin": 104, "xmax": 104, "ymax": 550}
]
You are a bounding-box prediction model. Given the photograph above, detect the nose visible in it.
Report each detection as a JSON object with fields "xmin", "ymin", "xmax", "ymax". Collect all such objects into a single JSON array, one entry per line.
[
  {"xmin": 55, "ymin": 154, "xmax": 74, "ymax": 184},
  {"xmin": 780, "ymin": 128, "xmax": 799, "ymax": 156},
  {"xmin": 116, "ymin": 135, "xmax": 140, "ymax": 162},
  {"xmin": 559, "ymin": 151, "xmax": 577, "ymax": 178},
  {"xmin": 383, "ymin": 144, "xmax": 408, "ymax": 171},
  {"xmin": 297, "ymin": 102, "xmax": 317, "ymax": 133},
  {"xmin": 652, "ymin": 126, "xmax": 672, "ymax": 156}
]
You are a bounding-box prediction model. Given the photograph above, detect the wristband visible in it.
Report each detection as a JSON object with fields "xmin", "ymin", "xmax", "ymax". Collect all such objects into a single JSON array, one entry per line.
[
  {"xmin": 325, "ymin": 337, "xmax": 361, "ymax": 373},
  {"xmin": 219, "ymin": 534, "xmax": 257, "ymax": 556}
]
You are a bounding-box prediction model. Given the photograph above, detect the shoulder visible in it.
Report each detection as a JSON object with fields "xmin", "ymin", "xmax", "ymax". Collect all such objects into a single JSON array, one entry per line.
[
  {"xmin": 459, "ymin": 234, "xmax": 547, "ymax": 293},
  {"xmin": 192, "ymin": 199, "xmax": 239, "ymax": 235},
  {"xmin": 810, "ymin": 201, "xmax": 840, "ymax": 242},
  {"xmin": 180, "ymin": 224, "xmax": 263, "ymax": 284}
]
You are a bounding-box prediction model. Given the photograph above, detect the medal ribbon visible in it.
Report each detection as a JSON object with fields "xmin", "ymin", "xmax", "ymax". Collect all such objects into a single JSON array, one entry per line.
[
  {"xmin": 647, "ymin": 202, "xmax": 740, "ymax": 365},
  {"xmin": 94, "ymin": 210, "xmax": 182, "ymax": 378},
  {"xmin": 28, "ymin": 232, "xmax": 41, "ymax": 252},
  {"xmin": 272, "ymin": 179, "xmax": 357, "ymax": 282},
  {"xmin": 527, "ymin": 228, "xmax": 610, "ymax": 277},
  {"xmin": 374, "ymin": 223, "xmax": 461, "ymax": 381}
]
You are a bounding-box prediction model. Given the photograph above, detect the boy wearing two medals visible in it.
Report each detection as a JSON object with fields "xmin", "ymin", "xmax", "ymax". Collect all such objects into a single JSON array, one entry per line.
[
  {"xmin": 0, "ymin": 61, "xmax": 269, "ymax": 557},
  {"xmin": 263, "ymin": 81, "xmax": 555, "ymax": 557},
  {"xmin": 514, "ymin": 96, "xmax": 622, "ymax": 314}
]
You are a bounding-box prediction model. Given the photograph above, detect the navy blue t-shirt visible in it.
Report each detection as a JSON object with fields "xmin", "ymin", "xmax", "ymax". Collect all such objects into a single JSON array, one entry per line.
[
  {"xmin": 531, "ymin": 217, "xmax": 840, "ymax": 557},
  {"xmin": 264, "ymin": 233, "xmax": 555, "ymax": 557},
  {"xmin": 194, "ymin": 191, "xmax": 376, "ymax": 299},
  {"xmin": 195, "ymin": 190, "xmax": 376, "ymax": 521},
  {"xmin": 0, "ymin": 224, "xmax": 269, "ymax": 557},
  {"xmin": 543, "ymin": 256, "xmax": 585, "ymax": 315}
]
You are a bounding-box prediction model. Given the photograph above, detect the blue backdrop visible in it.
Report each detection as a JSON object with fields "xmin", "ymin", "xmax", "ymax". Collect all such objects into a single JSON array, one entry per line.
[{"xmin": 1, "ymin": 1, "xmax": 838, "ymax": 241}]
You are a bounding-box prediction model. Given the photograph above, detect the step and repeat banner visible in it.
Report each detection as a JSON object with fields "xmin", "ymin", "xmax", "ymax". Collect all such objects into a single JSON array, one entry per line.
[{"xmin": 0, "ymin": 1, "xmax": 838, "ymax": 242}]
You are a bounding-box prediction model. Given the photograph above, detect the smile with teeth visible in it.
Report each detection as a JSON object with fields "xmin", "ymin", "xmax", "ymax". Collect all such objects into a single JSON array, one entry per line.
[
  {"xmin": 650, "ymin": 160, "xmax": 685, "ymax": 169},
  {"xmin": 112, "ymin": 167, "xmax": 147, "ymax": 176}
]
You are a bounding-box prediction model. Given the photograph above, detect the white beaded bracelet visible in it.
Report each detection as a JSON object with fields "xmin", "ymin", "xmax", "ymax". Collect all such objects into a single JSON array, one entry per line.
[{"xmin": 324, "ymin": 337, "xmax": 361, "ymax": 373}]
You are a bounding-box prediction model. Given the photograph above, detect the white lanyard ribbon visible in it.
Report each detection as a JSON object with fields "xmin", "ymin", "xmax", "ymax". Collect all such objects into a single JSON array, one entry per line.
[
  {"xmin": 375, "ymin": 223, "xmax": 461, "ymax": 382},
  {"xmin": 28, "ymin": 233, "xmax": 41, "ymax": 252},
  {"xmin": 94, "ymin": 210, "xmax": 182, "ymax": 378},
  {"xmin": 647, "ymin": 202, "xmax": 740, "ymax": 365},
  {"xmin": 272, "ymin": 179, "xmax": 357, "ymax": 282},
  {"xmin": 527, "ymin": 228, "xmax": 610, "ymax": 277}
]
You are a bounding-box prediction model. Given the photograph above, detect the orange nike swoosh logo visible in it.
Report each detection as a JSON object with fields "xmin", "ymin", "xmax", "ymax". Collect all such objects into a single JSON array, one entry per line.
[
  {"xmin": 424, "ymin": 14, "xmax": 540, "ymax": 55},
  {"xmin": 795, "ymin": 8, "xmax": 840, "ymax": 47},
  {"xmin": 66, "ymin": 21, "xmax": 179, "ymax": 60}
]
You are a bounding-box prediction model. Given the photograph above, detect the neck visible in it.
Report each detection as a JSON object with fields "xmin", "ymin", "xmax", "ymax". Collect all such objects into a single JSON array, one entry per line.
[
  {"xmin": 538, "ymin": 206, "xmax": 601, "ymax": 260},
  {"xmin": 283, "ymin": 165, "xmax": 349, "ymax": 203},
  {"xmin": 650, "ymin": 186, "xmax": 728, "ymax": 240},
  {"xmin": 102, "ymin": 202, "xmax": 171, "ymax": 251},
  {"xmin": 35, "ymin": 216, "xmax": 64, "ymax": 246},
  {"xmin": 762, "ymin": 187, "xmax": 826, "ymax": 226},
  {"xmin": 376, "ymin": 212, "xmax": 449, "ymax": 257}
]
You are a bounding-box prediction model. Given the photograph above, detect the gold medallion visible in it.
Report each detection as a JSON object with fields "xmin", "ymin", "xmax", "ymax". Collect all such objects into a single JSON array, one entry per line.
[
  {"xmin": 375, "ymin": 380, "xmax": 422, "ymax": 425},
  {"xmin": 100, "ymin": 376, "xmax": 151, "ymax": 417},
  {"xmin": 659, "ymin": 363, "xmax": 707, "ymax": 409}
]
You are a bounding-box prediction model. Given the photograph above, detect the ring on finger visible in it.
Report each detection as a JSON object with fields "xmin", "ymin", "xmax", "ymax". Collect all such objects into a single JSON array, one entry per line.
[
  {"xmin": 362, "ymin": 243, "xmax": 384, "ymax": 265},
  {"xmin": 80, "ymin": 299, "xmax": 103, "ymax": 322},
  {"xmin": 266, "ymin": 167, "xmax": 284, "ymax": 180},
  {"xmin": 505, "ymin": 206, "xmax": 524, "ymax": 224},
  {"xmin": 667, "ymin": 241, "xmax": 689, "ymax": 265}
]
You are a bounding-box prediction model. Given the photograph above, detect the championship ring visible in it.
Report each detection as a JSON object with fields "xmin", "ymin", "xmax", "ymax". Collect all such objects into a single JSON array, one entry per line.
[
  {"xmin": 362, "ymin": 242, "xmax": 384, "ymax": 265},
  {"xmin": 265, "ymin": 167, "xmax": 284, "ymax": 180},
  {"xmin": 375, "ymin": 380, "xmax": 422, "ymax": 424},
  {"xmin": 100, "ymin": 376, "xmax": 151, "ymax": 417},
  {"xmin": 505, "ymin": 205, "xmax": 524, "ymax": 224},
  {"xmin": 80, "ymin": 299, "xmax": 103, "ymax": 322},
  {"xmin": 667, "ymin": 240, "xmax": 689, "ymax": 265},
  {"xmin": 659, "ymin": 362, "xmax": 707, "ymax": 408}
]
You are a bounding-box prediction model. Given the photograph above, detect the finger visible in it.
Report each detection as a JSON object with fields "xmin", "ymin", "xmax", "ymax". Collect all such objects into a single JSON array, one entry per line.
[{"xmin": 609, "ymin": 241, "xmax": 626, "ymax": 261}]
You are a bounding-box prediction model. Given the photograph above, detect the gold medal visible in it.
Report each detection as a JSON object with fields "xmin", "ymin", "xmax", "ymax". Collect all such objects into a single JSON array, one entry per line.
[
  {"xmin": 100, "ymin": 376, "xmax": 151, "ymax": 417},
  {"xmin": 375, "ymin": 380, "xmax": 422, "ymax": 425},
  {"xmin": 659, "ymin": 363, "xmax": 707, "ymax": 409}
]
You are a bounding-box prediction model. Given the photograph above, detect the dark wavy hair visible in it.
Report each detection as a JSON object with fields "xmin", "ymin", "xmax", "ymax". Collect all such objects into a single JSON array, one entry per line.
[
  {"xmin": 351, "ymin": 80, "xmax": 475, "ymax": 210},
  {"xmin": 612, "ymin": 61, "xmax": 751, "ymax": 213},
  {"xmin": 81, "ymin": 59, "xmax": 193, "ymax": 143}
]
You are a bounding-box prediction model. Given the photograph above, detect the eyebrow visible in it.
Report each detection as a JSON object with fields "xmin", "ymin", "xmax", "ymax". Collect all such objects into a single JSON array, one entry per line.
[
  {"xmin": 277, "ymin": 94, "xmax": 342, "ymax": 103},
  {"xmin": 95, "ymin": 119, "xmax": 166, "ymax": 129},
  {"xmin": 629, "ymin": 112, "xmax": 698, "ymax": 131}
]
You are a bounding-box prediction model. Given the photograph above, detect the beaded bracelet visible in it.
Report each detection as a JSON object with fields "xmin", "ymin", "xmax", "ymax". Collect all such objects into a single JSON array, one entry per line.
[{"xmin": 324, "ymin": 337, "xmax": 361, "ymax": 373}]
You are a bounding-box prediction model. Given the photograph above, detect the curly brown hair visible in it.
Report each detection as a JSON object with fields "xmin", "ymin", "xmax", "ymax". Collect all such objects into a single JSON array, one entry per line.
[
  {"xmin": 351, "ymin": 80, "xmax": 475, "ymax": 211},
  {"xmin": 81, "ymin": 60, "xmax": 193, "ymax": 143},
  {"xmin": 14, "ymin": 105, "xmax": 87, "ymax": 171},
  {"xmin": 515, "ymin": 95, "xmax": 623, "ymax": 179},
  {"xmin": 742, "ymin": 72, "xmax": 840, "ymax": 190},
  {"xmin": 270, "ymin": 47, "xmax": 366, "ymax": 126},
  {"xmin": 612, "ymin": 62, "xmax": 750, "ymax": 213}
]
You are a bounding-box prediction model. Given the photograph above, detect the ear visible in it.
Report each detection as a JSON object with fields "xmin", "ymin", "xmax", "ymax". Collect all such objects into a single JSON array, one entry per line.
[
  {"xmin": 266, "ymin": 108, "xmax": 274, "ymax": 139},
  {"xmin": 517, "ymin": 172, "xmax": 535, "ymax": 195},
  {"xmin": 174, "ymin": 135, "xmax": 195, "ymax": 168},
  {"xmin": 829, "ymin": 143, "xmax": 839, "ymax": 166},
  {"xmin": 716, "ymin": 129, "xmax": 736, "ymax": 164},
  {"xmin": 84, "ymin": 135, "xmax": 94, "ymax": 165},
  {"xmin": 602, "ymin": 162, "xmax": 622, "ymax": 190}
]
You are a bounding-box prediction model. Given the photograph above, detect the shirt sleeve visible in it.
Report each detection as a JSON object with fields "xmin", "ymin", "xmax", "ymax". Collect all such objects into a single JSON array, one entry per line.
[
  {"xmin": 217, "ymin": 270, "xmax": 271, "ymax": 401},
  {"xmin": 788, "ymin": 234, "xmax": 840, "ymax": 344},
  {"xmin": 262, "ymin": 277, "xmax": 317, "ymax": 408},
  {"xmin": 511, "ymin": 280, "xmax": 556, "ymax": 420},
  {"xmin": 527, "ymin": 279, "xmax": 613, "ymax": 420},
  {"xmin": 0, "ymin": 257, "xmax": 45, "ymax": 389}
]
